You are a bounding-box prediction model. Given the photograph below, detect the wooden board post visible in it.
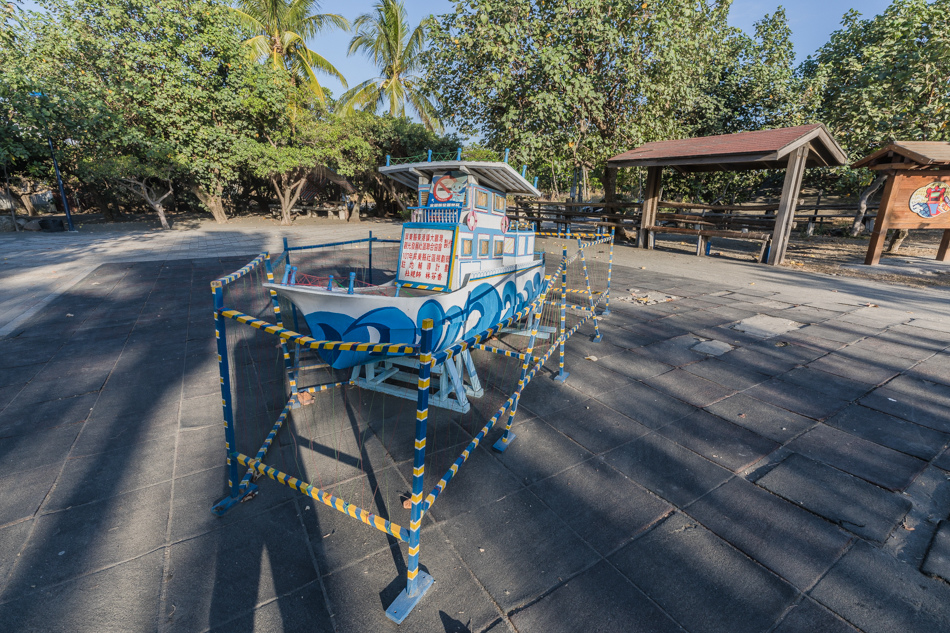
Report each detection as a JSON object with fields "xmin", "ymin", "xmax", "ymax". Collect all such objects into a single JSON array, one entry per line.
[
  {"xmin": 639, "ymin": 166, "xmax": 662, "ymax": 249},
  {"xmin": 768, "ymin": 146, "xmax": 807, "ymax": 265},
  {"xmin": 865, "ymin": 170, "xmax": 950, "ymax": 265}
]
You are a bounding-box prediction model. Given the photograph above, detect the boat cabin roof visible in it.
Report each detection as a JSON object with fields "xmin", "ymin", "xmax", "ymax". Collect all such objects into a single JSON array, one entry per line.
[{"xmin": 379, "ymin": 160, "xmax": 542, "ymax": 197}]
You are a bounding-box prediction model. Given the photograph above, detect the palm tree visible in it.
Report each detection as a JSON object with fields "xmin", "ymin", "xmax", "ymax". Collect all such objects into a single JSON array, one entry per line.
[
  {"xmin": 229, "ymin": 0, "xmax": 349, "ymax": 104},
  {"xmin": 339, "ymin": 0, "xmax": 441, "ymax": 132}
]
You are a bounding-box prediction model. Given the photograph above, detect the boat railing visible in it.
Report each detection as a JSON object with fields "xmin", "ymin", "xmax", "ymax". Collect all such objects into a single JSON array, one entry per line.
[{"xmin": 409, "ymin": 205, "xmax": 463, "ymax": 224}]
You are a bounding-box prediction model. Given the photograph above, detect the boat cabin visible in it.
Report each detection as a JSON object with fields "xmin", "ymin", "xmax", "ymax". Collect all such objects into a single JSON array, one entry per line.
[{"xmin": 379, "ymin": 159, "xmax": 542, "ymax": 292}]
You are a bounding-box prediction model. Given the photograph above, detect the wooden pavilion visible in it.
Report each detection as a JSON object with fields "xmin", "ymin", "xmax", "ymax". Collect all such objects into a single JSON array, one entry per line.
[
  {"xmin": 607, "ymin": 124, "xmax": 848, "ymax": 265},
  {"xmin": 852, "ymin": 142, "xmax": 950, "ymax": 265}
]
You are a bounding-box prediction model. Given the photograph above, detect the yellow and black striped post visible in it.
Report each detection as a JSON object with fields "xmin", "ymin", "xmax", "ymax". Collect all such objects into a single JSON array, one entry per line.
[
  {"xmin": 385, "ymin": 319, "xmax": 435, "ymax": 623},
  {"xmin": 579, "ymin": 242, "xmax": 603, "ymax": 343},
  {"xmin": 263, "ymin": 256, "xmax": 300, "ymax": 402},
  {"xmin": 604, "ymin": 228, "xmax": 614, "ymax": 316},
  {"xmin": 554, "ymin": 248, "xmax": 570, "ymax": 382}
]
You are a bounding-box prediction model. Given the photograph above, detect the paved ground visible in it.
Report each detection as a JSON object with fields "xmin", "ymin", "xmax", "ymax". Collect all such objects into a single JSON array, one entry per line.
[{"xmin": 1, "ymin": 223, "xmax": 950, "ymax": 633}]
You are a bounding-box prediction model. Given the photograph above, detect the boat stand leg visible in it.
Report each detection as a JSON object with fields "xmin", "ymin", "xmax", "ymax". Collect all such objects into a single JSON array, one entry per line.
[{"xmin": 460, "ymin": 350, "xmax": 484, "ymax": 398}]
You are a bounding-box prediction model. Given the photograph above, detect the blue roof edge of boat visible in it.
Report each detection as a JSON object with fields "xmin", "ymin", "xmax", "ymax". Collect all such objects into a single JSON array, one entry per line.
[{"xmin": 378, "ymin": 160, "xmax": 542, "ymax": 198}]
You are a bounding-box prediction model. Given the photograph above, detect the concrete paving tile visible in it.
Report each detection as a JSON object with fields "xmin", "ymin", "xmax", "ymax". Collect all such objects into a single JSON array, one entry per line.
[
  {"xmin": 509, "ymin": 561, "xmax": 682, "ymax": 633},
  {"xmin": 607, "ymin": 323, "xmax": 676, "ymax": 349},
  {"xmin": 859, "ymin": 375, "xmax": 950, "ymax": 433},
  {"xmin": 848, "ymin": 336, "xmax": 939, "ymax": 362},
  {"xmin": 0, "ymin": 466, "xmax": 57, "ymax": 526},
  {"xmin": 517, "ymin": 379, "xmax": 587, "ymax": 419},
  {"xmin": 787, "ymin": 424, "xmax": 926, "ymax": 491},
  {"xmin": 610, "ymin": 512, "xmax": 797, "ymax": 633},
  {"xmin": 558, "ymin": 352, "xmax": 636, "ymax": 390},
  {"xmin": 775, "ymin": 366, "xmax": 873, "ymax": 402},
  {"xmin": 743, "ymin": 337, "xmax": 829, "ymax": 365},
  {"xmin": 743, "ymin": 378, "xmax": 851, "ymax": 421},
  {"xmin": 780, "ymin": 305, "xmax": 842, "ymax": 324},
  {"xmin": 176, "ymin": 424, "xmax": 225, "ymax": 478},
  {"xmin": 825, "ymin": 404, "xmax": 949, "ymax": 461},
  {"xmin": 715, "ymin": 346, "xmax": 800, "ymax": 377},
  {"xmin": 879, "ymin": 323, "xmax": 950, "ymax": 350},
  {"xmin": 0, "ymin": 392, "xmax": 97, "ymax": 435},
  {"xmin": 682, "ymin": 356, "xmax": 771, "ymax": 390},
  {"xmin": 321, "ymin": 535, "xmax": 503, "ymax": 633},
  {"xmin": 0, "ymin": 519, "xmax": 33, "ymax": 583},
  {"xmin": 756, "ymin": 453, "xmax": 911, "ymax": 543},
  {"xmin": 0, "ymin": 549, "xmax": 164, "ymax": 633},
  {"xmin": 441, "ymin": 488, "xmax": 599, "ymax": 612},
  {"xmin": 1, "ymin": 482, "xmax": 170, "ymax": 599},
  {"xmin": 686, "ymin": 477, "xmax": 850, "ymax": 590},
  {"xmin": 0, "ymin": 383, "xmax": 23, "ymax": 411},
  {"xmin": 44, "ymin": 435, "xmax": 176, "ymax": 512},
  {"xmin": 543, "ymin": 398, "xmax": 651, "ymax": 455},
  {"xmin": 529, "ymin": 457, "xmax": 672, "ymax": 555},
  {"xmin": 921, "ymin": 520, "xmax": 950, "ymax": 582},
  {"xmin": 936, "ymin": 448, "xmax": 950, "ymax": 473},
  {"xmin": 13, "ymin": 366, "xmax": 110, "ymax": 405},
  {"xmin": 907, "ymin": 351, "xmax": 950, "ymax": 387},
  {"xmin": 491, "ymin": 418, "xmax": 594, "ymax": 486},
  {"xmin": 633, "ymin": 335, "xmax": 707, "ymax": 367},
  {"xmin": 807, "ymin": 346, "xmax": 916, "ymax": 386},
  {"xmin": 705, "ymin": 393, "xmax": 815, "ymax": 443},
  {"xmin": 772, "ymin": 598, "xmax": 862, "ymax": 633},
  {"xmin": 207, "ymin": 581, "xmax": 333, "ymax": 633},
  {"xmin": 776, "ymin": 329, "xmax": 848, "ymax": 353},
  {"xmin": 603, "ymin": 433, "xmax": 732, "ymax": 507},
  {"xmin": 811, "ymin": 540, "xmax": 950, "ymax": 633},
  {"xmin": 644, "ymin": 368, "xmax": 736, "ymax": 407},
  {"xmin": 706, "ymin": 305, "xmax": 761, "ymax": 322},
  {"xmin": 179, "ymin": 393, "xmax": 220, "ymax": 429},
  {"xmin": 0, "ymin": 363, "xmax": 43, "ymax": 388},
  {"xmin": 72, "ymin": 404, "xmax": 180, "ymax": 457},
  {"xmin": 590, "ymin": 349, "xmax": 674, "ymax": 381},
  {"xmin": 165, "ymin": 502, "xmax": 318, "ymax": 633},
  {"xmin": 798, "ymin": 321, "xmax": 882, "ymax": 344},
  {"xmin": 657, "ymin": 410, "xmax": 779, "ymax": 473},
  {"xmin": 0, "ymin": 421, "xmax": 83, "ymax": 473},
  {"xmin": 908, "ymin": 318, "xmax": 950, "ymax": 334},
  {"xmin": 594, "ymin": 381, "xmax": 696, "ymax": 430}
]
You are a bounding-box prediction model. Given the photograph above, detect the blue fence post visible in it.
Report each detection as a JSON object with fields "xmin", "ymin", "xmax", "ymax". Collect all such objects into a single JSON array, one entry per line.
[
  {"xmin": 504, "ymin": 148, "xmax": 510, "ymax": 163},
  {"xmin": 348, "ymin": 272, "xmax": 356, "ymax": 294},
  {"xmin": 534, "ymin": 176, "xmax": 539, "ymax": 188},
  {"xmin": 456, "ymin": 147, "xmax": 462, "ymax": 161},
  {"xmin": 554, "ymin": 248, "xmax": 570, "ymax": 383},
  {"xmin": 211, "ymin": 282, "xmax": 257, "ymax": 515},
  {"xmin": 386, "ymin": 320, "xmax": 435, "ymax": 623},
  {"xmin": 521, "ymin": 165, "xmax": 527, "ymax": 178},
  {"xmin": 386, "ymin": 154, "xmax": 391, "ymax": 166},
  {"xmin": 368, "ymin": 230, "xmax": 373, "ymax": 285},
  {"xmin": 427, "ymin": 149, "xmax": 432, "ymax": 162}
]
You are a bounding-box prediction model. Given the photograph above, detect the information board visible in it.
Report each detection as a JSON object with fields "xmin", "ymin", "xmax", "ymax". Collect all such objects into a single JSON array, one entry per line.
[{"xmin": 399, "ymin": 228, "xmax": 455, "ymax": 287}]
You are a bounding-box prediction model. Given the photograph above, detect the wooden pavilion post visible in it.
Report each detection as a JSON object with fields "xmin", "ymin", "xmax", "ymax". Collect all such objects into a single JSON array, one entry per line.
[
  {"xmin": 768, "ymin": 145, "xmax": 808, "ymax": 265},
  {"xmin": 639, "ymin": 166, "xmax": 662, "ymax": 248},
  {"xmin": 863, "ymin": 175, "xmax": 898, "ymax": 265}
]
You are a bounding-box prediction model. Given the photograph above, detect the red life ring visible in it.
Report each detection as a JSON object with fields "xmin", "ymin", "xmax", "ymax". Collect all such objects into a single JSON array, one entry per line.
[
  {"xmin": 501, "ymin": 215, "xmax": 509, "ymax": 233},
  {"xmin": 467, "ymin": 211, "xmax": 477, "ymax": 231}
]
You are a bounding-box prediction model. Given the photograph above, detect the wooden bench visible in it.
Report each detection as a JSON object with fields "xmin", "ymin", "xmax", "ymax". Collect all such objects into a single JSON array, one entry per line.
[{"xmin": 646, "ymin": 212, "xmax": 775, "ymax": 262}]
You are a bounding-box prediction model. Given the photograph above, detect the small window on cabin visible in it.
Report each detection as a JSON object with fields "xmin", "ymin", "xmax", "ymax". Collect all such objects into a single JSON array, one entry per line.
[
  {"xmin": 461, "ymin": 239, "xmax": 473, "ymax": 256},
  {"xmin": 519, "ymin": 236, "xmax": 527, "ymax": 254},
  {"xmin": 475, "ymin": 190, "xmax": 489, "ymax": 209},
  {"xmin": 494, "ymin": 238, "xmax": 504, "ymax": 256},
  {"xmin": 504, "ymin": 237, "xmax": 515, "ymax": 254},
  {"xmin": 479, "ymin": 237, "xmax": 490, "ymax": 257},
  {"xmin": 494, "ymin": 194, "xmax": 506, "ymax": 213}
]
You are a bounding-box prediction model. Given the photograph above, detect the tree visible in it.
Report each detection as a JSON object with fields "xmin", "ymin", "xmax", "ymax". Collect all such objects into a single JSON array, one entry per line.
[
  {"xmin": 229, "ymin": 0, "xmax": 349, "ymax": 104},
  {"xmin": 340, "ymin": 0, "xmax": 441, "ymax": 132},
  {"xmin": 426, "ymin": 0, "xmax": 731, "ymax": 200}
]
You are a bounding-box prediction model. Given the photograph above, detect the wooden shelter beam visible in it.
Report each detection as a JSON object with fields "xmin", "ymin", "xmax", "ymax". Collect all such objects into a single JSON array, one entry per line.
[
  {"xmin": 639, "ymin": 166, "xmax": 662, "ymax": 249},
  {"xmin": 768, "ymin": 145, "xmax": 808, "ymax": 265}
]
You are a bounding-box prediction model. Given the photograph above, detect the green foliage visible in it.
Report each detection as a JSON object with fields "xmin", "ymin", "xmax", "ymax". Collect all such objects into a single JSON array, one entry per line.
[
  {"xmin": 340, "ymin": 0, "xmax": 442, "ymax": 132},
  {"xmin": 801, "ymin": 0, "xmax": 950, "ymax": 159}
]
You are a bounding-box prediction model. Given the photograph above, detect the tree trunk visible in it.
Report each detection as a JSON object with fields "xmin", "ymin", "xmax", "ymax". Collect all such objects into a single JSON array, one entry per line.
[
  {"xmin": 88, "ymin": 184, "xmax": 117, "ymax": 221},
  {"xmin": 271, "ymin": 173, "xmax": 307, "ymax": 226},
  {"xmin": 18, "ymin": 192, "xmax": 36, "ymax": 216},
  {"xmin": 192, "ymin": 183, "xmax": 228, "ymax": 223},
  {"xmin": 603, "ymin": 165, "xmax": 618, "ymax": 204},
  {"xmin": 887, "ymin": 229, "xmax": 909, "ymax": 253},
  {"xmin": 851, "ymin": 175, "xmax": 887, "ymax": 237},
  {"xmin": 349, "ymin": 193, "xmax": 363, "ymax": 222}
]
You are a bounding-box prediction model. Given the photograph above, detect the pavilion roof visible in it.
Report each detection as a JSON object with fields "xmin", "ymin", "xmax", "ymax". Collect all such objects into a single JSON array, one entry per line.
[{"xmin": 852, "ymin": 141, "xmax": 950, "ymax": 170}]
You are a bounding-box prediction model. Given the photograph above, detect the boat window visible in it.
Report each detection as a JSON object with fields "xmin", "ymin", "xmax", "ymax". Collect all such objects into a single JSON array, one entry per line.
[
  {"xmin": 494, "ymin": 237, "xmax": 504, "ymax": 256},
  {"xmin": 494, "ymin": 193, "xmax": 506, "ymax": 214},
  {"xmin": 479, "ymin": 236, "xmax": 490, "ymax": 257},
  {"xmin": 504, "ymin": 237, "xmax": 515, "ymax": 254},
  {"xmin": 461, "ymin": 238, "xmax": 473, "ymax": 256},
  {"xmin": 475, "ymin": 190, "xmax": 489, "ymax": 209},
  {"xmin": 519, "ymin": 236, "xmax": 527, "ymax": 254}
]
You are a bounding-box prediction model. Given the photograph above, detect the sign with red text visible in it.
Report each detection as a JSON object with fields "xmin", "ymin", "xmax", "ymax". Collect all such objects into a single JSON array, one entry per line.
[{"xmin": 398, "ymin": 228, "xmax": 455, "ymax": 287}]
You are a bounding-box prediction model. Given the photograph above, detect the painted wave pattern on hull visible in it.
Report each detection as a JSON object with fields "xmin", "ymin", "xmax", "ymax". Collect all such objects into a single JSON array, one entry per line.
[{"xmin": 305, "ymin": 271, "xmax": 542, "ymax": 369}]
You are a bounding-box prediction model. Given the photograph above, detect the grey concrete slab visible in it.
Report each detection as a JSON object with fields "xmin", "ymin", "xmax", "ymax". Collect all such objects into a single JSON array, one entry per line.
[
  {"xmin": 922, "ymin": 520, "xmax": 950, "ymax": 582},
  {"xmin": 825, "ymin": 404, "xmax": 949, "ymax": 461},
  {"xmin": 686, "ymin": 477, "xmax": 850, "ymax": 590},
  {"xmin": 529, "ymin": 457, "xmax": 672, "ymax": 555},
  {"xmin": 786, "ymin": 424, "xmax": 926, "ymax": 491},
  {"xmin": 542, "ymin": 398, "xmax": 651, "ymax": 456},
  {"xmin": 811, "ymin": 540, "xmax": 950, "ymax": 633},
  {"xmin": 907, "ymin": 351, "xmax": 950, "ymax": 386},
  {"xmin": 936, "ymin": 448, "xmax": 950, "ymax": 473},
  {"xmin": 0, "ymin": 466, "xmax": 57, "ymax": 526},
  {"xmin": 775, "ymin": 366, "xmax": 873, "ymax": 402},
  {"xmin": 656, "ymin": 410, "xmax": 779, "ymax": 473},
  {"xmin": 0, "ymin": 549, "xmax": 165, "ymax": 633},
  {"xmin": 0, "ymin": 519, "xmax": 33, "ymax": 585},
  {"xmin": 165, "ymin": 502, "xmax": 319, "ymax": 633},
  {"xmin": 0, "ymin": 421, "xmax": 84, "ymax": 473},
  {"xmin": 859, "ymin": 375, "xmax": 950, "ymax": 433},
  {"xmin": 589, "ymin": 348, "xmax": 674, "ymax": 381},
  {"xmin": 632, "ymin": 335, "xmax": 707, "ymax": 366},
  {"xmin": 610, "ymin": 512, "xmax": 797, "ymax": 633},
  {"xmin": 207, "ymin": 582, "xmax": 334, "ymax": 633},
  {"xmin": 603, "ymin": 433, "xmax": 732, "ymax": 507},
  {"xmin": 732, "ymin": 314, "xmax": 805, "ymax": 338},
  {"xmin": 682, "ymin": 356, "xmax": 772, "ymax": 390},
  {"xmin": 772, "ymin": 598, "xmax": 862, "ymax": 633},
  {"xmin": 807, "ymin": 345, "xmax": 918, "ymax": 386},
  {"xmin": 72, "ymin": 407, "xmax": 180, "ymax": 457},
  {"xmin": 848, "ymin": 335, "xmax": 941, "ymax": 362},
  {"xmin": 798, "ymin": 321, "xmax": 883, "ymax": 344},
  {"xmin": 509, "ymin": 561, "xmax": 683, "ymax": 633},
  {"xmin": 643, "ymin": 368, "xmax": 736, "ymax": 407},
  {"xmin": 516, "ymin": 378, "xmax": 588, "ymax": 419},
  {"xmin": 742, "ymin": 378, "xmax": 851, "ymax": 421},
  {"xmin": 175, "ymin": 424, "xmax": 225, "ymax": 478},
  {"xmin": 756, "ymin": 453, "xmax": 911, "ymax": 543},
  {"xmin": 440, "ymin": 488, "xmax": 599, "ymax": 612},
  {"xmin": 594, "ymin": 381, "xmax": 697, "ymax": 430},
  {"xmin": 705, "ymin": 393, "xmax": 815, "ymax": 443},
  {"xmin": 715, "ymin": 346, "xmax": 801, "ymax": 377},
  {"xmin": 557, "ymin": 351, "xmax": 637, "ymax": 390},
  {"xmin": 0, "ymin": 392, "xmax": 98, "ymax": 435},
  {"xmin": 690, "ymin": 338, "xmax": 734, "ymax": 355},
  {"xmin": 1, "ymin": 481, "xmax": 170, "ymax": 600}
]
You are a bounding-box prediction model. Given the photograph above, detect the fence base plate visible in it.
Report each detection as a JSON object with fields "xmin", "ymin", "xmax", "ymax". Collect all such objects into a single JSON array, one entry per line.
[
  {"xmin": 492, "ymin": 432, "xmax": 517, "ymax": 453},
  {"xmin": 385, "ymin": 571, "xmax": 435, "ymax": 624},
  {"xmin": 210, "ymin": 482, "xmax": 259, "ymax": 516}
]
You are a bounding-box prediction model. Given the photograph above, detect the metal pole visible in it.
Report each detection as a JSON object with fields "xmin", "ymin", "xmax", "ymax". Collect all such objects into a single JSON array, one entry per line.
[
  {"xmin": 368, "ymin": 230, "xmax": 373, "ymax": 285},
  {"xmin": 47, "ymin": 135, "xmax": 76, "ymax": 232}
]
